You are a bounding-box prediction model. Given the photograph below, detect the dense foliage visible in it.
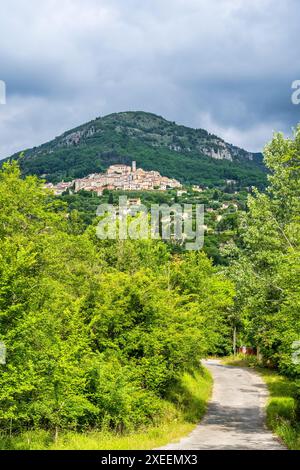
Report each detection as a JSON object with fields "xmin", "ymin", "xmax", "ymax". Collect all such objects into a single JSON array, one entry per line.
[
  {"xmin": 228, "ymin": 127, "xmax": 300, "ymax": 377},
  {"xmin": 0, "ymin": 163, "xmax": 234, "ymax": 437},
  {"xmin": 57, "ymin": 187, "xmax": 246, "ymax": 266}
]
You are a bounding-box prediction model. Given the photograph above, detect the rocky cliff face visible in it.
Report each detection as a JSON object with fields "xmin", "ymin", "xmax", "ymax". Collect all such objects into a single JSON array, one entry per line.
[{"xmin": 48, "ymin": 111, "xmax": 258, "ymax": 163}]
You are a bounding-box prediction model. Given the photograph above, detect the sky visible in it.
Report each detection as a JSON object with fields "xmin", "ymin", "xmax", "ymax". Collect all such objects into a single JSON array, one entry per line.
[{"xmin": 0, "ymin": 0, "xmax": 299, "ymax": 158}]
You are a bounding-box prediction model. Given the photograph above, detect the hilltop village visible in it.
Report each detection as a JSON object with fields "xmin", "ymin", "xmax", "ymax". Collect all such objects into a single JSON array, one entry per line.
[{"xmin": 45, "ymin": 161, "xmax": 182, "ymax": 195}]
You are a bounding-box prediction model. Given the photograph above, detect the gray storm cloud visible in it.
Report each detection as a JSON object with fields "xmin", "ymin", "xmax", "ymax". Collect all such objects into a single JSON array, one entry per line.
[{"xmin": 0, "ymin": 0, "xmax": 299, "ymax": 158}]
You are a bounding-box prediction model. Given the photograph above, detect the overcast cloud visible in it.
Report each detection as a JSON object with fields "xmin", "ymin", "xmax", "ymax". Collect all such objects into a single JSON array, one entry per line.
[{"xmin": 0, "ymin": 0, "xmax": 299, "ymax": 158}]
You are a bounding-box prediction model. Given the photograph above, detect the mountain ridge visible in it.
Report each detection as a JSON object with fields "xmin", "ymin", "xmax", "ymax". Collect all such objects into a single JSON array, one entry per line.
[{"xmin": 5, "ymin": 111, "xmax": 266, "ymax": 188}]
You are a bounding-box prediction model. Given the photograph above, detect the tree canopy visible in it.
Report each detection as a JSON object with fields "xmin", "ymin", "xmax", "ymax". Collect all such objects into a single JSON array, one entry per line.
[{"xmin": 227, "ymin": 127, "xmax": 300, "ymax": 376}]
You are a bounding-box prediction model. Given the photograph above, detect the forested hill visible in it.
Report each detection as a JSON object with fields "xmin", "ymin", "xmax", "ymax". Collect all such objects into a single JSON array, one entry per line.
[{"xmin": 5, "ymin": 111, "xmax": 266, "ymax": 188}]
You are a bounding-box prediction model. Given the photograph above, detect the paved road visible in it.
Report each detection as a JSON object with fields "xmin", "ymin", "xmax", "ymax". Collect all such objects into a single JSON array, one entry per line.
[{"xmin": 162, "ymin": 359, "xmax": 285, "ymax": 450}]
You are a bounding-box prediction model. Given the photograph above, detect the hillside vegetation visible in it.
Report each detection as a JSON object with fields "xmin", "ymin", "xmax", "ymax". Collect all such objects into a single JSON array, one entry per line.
[{"xmin": 5, "ymin": 111, "xmax": 266, "ymax": 188}]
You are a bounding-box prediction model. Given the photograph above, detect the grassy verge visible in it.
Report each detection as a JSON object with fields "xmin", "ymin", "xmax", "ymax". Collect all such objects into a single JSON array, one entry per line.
[
  {"xmin": 222, "ymin": 355, "xmax": 300, "ymax": 449},
  {"xmin": 0, "ymin": 367, "xmax": 212, "ymax": 450}
]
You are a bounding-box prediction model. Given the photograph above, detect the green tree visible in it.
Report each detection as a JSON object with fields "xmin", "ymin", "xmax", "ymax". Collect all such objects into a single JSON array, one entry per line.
[{"xmin": 228, "ymin": 127, "xmax": 300, "ymax": 375}]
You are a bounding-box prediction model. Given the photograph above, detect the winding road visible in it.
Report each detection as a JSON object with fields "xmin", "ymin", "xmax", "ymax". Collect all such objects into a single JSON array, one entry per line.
[{"xmin": 162, "ymin": 359, "xmax": 285, "ymax": 450}]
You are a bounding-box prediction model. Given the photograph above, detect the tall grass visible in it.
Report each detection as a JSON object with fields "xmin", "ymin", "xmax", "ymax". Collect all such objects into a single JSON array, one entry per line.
[
  {"xmin": 260, "ymin": 369, "xmax": 299, "ymax": 449},
  {"xmin": 0, "ymin": 367, "xmax": 212, "ymax": 450}
]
